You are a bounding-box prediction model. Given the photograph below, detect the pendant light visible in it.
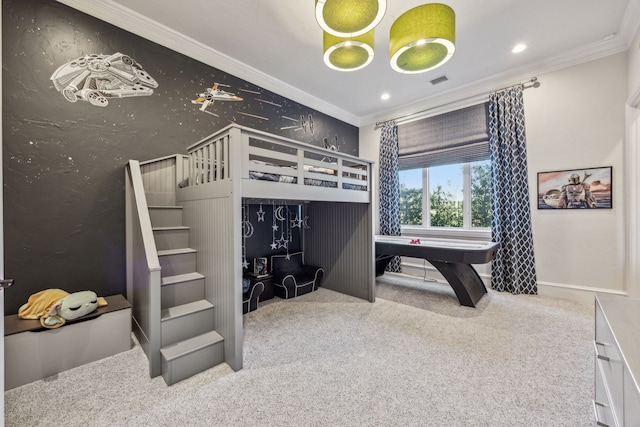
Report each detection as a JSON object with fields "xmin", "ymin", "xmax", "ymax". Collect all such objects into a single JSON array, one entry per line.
[
  {"xmin": 390, "ymin": 3, "xmax": 456, "ymax": 74},
  {"xmin": 323, "ymin": 30, "xmax": 375, "ymax": 72},
  {"xmin": 315, "ymin": 0, "xmax": 386, "ymax": 37}
]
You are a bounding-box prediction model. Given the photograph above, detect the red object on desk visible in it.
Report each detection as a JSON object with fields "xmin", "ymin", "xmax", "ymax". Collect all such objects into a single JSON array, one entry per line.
[{"xmin": 410, "ymin": 238, "xmax": 421, "ymax": 244}]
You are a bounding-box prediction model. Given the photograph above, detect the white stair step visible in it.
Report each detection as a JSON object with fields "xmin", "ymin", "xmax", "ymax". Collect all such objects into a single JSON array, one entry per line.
[
  {"xmin": 162, "ymin": 272, "xmax": 204, "ymax": 286},
  {"xmin": 158, "ymin": 248, "xmax": 197, "ymax": 277},
  {"xmin": 161, "ymin": 330, "xmax": 224, "ymax": 361},
  {"xmin": 153, "ymin": 226, "xmax": 189, "ymax": 231},
  {"xmin": 153, "ymin": 226, "xmax": 190, "ymax": 250},
  {"xmin": 160, "ymin": 331, "xmax": 224, "ymax": 386},
  {"xmin": 149, "ymin": 206, "xmax": 183, "ymax": 228},
  {"xmin": 161, "ymin": 299, "xmax": 212, "ymax": 321},
  {"xmin": 157, "ymin": 248, "xmax": 196, "ymax": 257},
  {"xmin": 161, "ymin": 300, "xmax": 214, "ymax": 347},
  {"xmin": 145, "ymin": 192, "xmax": 176, "ymax": 206},
  {"xmin": 161, "ymin": 273, "xmax": 206, "ymax": 309}
]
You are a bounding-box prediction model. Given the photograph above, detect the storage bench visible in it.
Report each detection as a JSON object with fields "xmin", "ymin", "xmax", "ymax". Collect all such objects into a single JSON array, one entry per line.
[{"xmin": 4, "ymin": 294, "xmax": 132, "ymax": 390}]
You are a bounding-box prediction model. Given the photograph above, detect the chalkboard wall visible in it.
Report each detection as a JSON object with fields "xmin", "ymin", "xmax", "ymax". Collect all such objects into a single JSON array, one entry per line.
[{"xmin": 2, "ymin": 0, "xmax": 358, "ymax": 314}]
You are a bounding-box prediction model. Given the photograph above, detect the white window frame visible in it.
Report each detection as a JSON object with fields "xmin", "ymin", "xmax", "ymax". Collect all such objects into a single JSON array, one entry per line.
[{"xmin": 401, "ymin": 163, "xmax": 491, "ymax": 241}]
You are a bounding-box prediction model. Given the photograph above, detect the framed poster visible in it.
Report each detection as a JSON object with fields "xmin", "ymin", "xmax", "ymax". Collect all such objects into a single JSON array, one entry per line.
[
  {"xmin": 537, "ymin": 166, "xmax": 612, "ymax": 209},
  {"xmin": 253, "ymin": 257, "xmax": 268, "ymax": 277}
]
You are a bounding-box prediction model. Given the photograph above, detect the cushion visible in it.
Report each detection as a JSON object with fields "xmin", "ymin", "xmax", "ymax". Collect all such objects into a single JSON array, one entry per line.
[{"xmin": 272, "ymin": 253, "xmax": 304, "ymax": 277}]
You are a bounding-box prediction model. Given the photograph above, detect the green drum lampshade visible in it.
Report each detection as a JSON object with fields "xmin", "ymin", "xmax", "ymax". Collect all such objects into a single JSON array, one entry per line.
[
  {"xmin": 323, "ymin": 30, "xmax": 375, "ymax": 72},
  {"xmin": 316, "ymin": 0, "xmax": 386, "ymax": 37},
  {"xmin": 389, "ymin": 3, "xmax": 455, "ymax": 74}
]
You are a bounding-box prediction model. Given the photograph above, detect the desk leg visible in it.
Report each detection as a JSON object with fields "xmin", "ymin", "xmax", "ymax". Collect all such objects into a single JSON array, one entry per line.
[
  {"xmin": 428, "ymin": 260, "xmax": 487, "ymax": 308},
  {"xmin": 375, "ymin": 255, "xmax": 394, "ymax": 277}
]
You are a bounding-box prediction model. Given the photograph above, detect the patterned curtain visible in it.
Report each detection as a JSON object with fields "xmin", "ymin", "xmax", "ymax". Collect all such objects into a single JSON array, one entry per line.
[
  {"xmin": 489, "ymin": 86, "xmax": 537, "ymax": 294},
  {"xmin": 378, "ymin": 121, "xmax": 401, "ymax": 272}
]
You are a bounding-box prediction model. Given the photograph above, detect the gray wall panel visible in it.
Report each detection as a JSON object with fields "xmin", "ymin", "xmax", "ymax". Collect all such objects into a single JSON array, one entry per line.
[
  {"xmin": 181, "ymin": 196, "xmax": 243, "ymax": 371},
  {"xmin": 306, "ymin": 202, "xmax": 374, "ymax": 301}
]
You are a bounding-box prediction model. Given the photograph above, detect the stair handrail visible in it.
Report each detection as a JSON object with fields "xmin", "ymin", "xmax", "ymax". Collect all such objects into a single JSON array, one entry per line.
[
  {"xmin": 125, "ymin": 159, "xmax": 162, "ymax": 378},
  {"xmin": 127, "ymin": 160, "xmax": 161, "ymax": 268}
]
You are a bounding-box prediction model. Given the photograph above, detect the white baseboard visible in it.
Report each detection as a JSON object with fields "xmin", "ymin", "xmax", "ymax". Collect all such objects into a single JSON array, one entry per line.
[
  {"xmin": 398, "ymin": 261, "xmax": 626, "ymax": 305},
  {"xmin": 536, "ymin": 281, "xmax": 626, "ymax": 305}
]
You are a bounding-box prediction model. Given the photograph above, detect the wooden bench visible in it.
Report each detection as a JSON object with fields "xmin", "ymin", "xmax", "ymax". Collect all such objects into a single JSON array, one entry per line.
[{"xmin": 4, "ymin": 294, "xmax": 132, "ymax": 390}]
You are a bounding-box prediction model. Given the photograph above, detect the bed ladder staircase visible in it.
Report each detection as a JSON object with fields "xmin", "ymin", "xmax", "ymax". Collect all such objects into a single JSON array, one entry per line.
[{"xmin": 149, "ymin": 204, "xmax": 225, "ymax": 385}]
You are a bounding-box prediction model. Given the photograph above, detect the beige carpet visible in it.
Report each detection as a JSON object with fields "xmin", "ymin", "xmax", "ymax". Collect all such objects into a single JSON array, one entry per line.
[{"xmin": 5, "ymin": 274, "xmax": 595, "ymax": 426}]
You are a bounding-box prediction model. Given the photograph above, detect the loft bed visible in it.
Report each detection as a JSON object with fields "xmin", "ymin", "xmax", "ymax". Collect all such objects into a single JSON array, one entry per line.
[
  {"xmin": 178, "ymin": 124, "xmax": 371, "ymax": 203},
  {"xmin": 135, "ymin": 124, "xmax": 375, "ymax": 374}
]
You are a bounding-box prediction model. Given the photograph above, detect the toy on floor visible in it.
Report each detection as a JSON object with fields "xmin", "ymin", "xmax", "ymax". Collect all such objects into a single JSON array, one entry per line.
[{"xmin": 18, "ymin": 289, "xmax": 108, "ymax": 328}]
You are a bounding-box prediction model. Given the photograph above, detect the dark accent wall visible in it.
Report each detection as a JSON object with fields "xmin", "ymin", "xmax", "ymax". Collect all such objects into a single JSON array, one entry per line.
[
  {"xmin": 2, "ymin": 0, "xmax": 358, "ymax": 314},
  {"xmin": 243, "ymin": 203, "xmax": 302, "ymax": 272}
]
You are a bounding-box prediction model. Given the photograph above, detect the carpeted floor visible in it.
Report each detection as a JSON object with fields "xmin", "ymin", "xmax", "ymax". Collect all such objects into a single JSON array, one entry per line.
[{"xmin": 5, "ymin": 274, "xmax": 595, "ymax": 426}]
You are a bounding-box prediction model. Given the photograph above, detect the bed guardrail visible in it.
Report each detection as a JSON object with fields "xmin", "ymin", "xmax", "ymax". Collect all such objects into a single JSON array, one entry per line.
[
  {"xmin": 185, "ymin": 125, "xmax": 369, "ymax": 191},
  {"xmin": 184, "ymin": 132, "xmax": 230, "ymax": 186},
  {"xmin": 240, "ymin": 128, "xmax": 370, "ymax": 192}
]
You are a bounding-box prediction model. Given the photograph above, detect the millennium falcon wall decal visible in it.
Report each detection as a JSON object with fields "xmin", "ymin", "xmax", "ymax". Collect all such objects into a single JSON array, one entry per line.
[{"xmin": 50, "ymin": 52, "xmax": 158, "ymax": 107}]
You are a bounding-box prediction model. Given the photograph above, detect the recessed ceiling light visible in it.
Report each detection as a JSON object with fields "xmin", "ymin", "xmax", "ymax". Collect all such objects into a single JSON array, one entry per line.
[
  {"xmin": 512, "ymin": 44, "xmax": 527, "ymax": 54},
  {"xmin": 381, "ymin": 93, "xmax": 390, "ymax": 100}
]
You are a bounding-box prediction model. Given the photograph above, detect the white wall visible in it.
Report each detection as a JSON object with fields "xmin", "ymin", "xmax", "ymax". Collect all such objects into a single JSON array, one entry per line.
[
  {"xmin": 360, "ymin": 52, "xmax": 629, "ymax": 303},
  {"xmin": 628, "ymin": 26, "xmax": 640, "ymax": 96},
  {"xmin": 525, "ymin": 52, "xmax": 627, "ymax": 301},
  {"xmin": 626, "ymin": 25, "xmax": 640, "ymax": 298}
]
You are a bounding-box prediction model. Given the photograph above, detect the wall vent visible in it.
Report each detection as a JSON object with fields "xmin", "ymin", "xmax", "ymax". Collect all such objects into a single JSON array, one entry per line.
[{"xmin": 430, "ymin": 75, "xmax": 448, "ymax": 85}]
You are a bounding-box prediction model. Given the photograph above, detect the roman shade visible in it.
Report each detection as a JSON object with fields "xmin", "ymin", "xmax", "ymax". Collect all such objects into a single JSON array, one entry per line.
[{"xmin": 397, "ymin": 102, "xmax": 489, "ymax": 170}]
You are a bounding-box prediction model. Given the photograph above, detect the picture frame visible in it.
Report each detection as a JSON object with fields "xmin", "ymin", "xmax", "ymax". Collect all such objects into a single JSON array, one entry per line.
[
  {"xmin": 253, "ymin": 257, "xmax": 268, "ymax": 277},
  {"xmin": 537, "ymin": 166, "xmax": 612, "ymax": 209}
]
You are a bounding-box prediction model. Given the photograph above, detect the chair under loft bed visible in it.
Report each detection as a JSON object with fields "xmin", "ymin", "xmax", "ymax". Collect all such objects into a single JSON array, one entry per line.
[{"xmin": 271, "ymin": 252, "xmax": 324, "ymax": 299}]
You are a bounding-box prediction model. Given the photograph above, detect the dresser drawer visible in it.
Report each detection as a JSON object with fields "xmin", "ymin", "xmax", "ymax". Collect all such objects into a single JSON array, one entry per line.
[
  {"xmin": 594, "ymin": 361, "xmax": 616, "ymax": 427},
  {"xmin": 595, "ymin": 301, "xmax": 625, "ymax": 423},
  {"xmin": 624, "ymin": 367, "xmax": 640, "ymax": 426}
]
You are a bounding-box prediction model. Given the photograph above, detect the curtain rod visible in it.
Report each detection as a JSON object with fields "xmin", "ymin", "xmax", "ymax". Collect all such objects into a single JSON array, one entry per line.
[{"xmin": 375, "ymin": 77, "xmax": 539, "ymax": 129}]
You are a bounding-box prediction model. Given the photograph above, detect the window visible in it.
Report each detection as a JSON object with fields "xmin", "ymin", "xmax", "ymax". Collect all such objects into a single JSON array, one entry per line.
[
  {"xmin": 399, "ymin": 159, "xmax": 491, "ymax": 230},
  {"xmin": 396, "ymin": 102, "xmax": 492, "ymax": 235}
]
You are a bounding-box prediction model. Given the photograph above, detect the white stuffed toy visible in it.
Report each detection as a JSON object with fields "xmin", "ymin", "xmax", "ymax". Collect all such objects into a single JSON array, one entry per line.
[{"xmin": 18, "ymin": 289, "xmax": 108, "ymax": 328}]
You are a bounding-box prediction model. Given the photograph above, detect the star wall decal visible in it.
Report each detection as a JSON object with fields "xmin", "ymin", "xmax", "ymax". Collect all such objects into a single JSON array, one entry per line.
[
  {"xmin": 257, "ymin": 204, "xmax": 265, "ymax": 222},
  {"xmin": 277, "ymin": 236, "xmax": 288, "ymax": 248},
  {"xmin": 270, "ymin": 242, "xmax": 278, "ymax": 250},
  {"xmin": 290, "ymin": 216, "xmax": 302, "ymax": 229},
  {"xmin": 242, "ymin": 258, "xmax": 249, "ymax": 269},
  {"xmin": 272, "ymin": 224, "xmax": 279, "ymax": 231}
]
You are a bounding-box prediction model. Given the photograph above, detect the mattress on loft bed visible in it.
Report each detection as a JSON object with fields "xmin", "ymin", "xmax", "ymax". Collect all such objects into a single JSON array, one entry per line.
[{"xmin": 248, "ymin": 160, "xmax": 367, "ymax": 191}]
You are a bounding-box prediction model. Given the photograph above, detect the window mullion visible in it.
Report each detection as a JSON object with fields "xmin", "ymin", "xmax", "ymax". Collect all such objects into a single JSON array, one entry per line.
[
  {"xmin": 422, "ymin": 168, "xmax": 429, "ymax": 227},
  {"xmin": 463, "ymin": 163, "xmax": 471, "ymax": 229}
]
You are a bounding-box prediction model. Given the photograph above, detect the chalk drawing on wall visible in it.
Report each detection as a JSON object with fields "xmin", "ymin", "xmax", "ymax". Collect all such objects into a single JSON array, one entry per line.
[
  {"xmin": 281, "ymin": 114, "xmax": 314, "ymax": 134},
  {"xmin": 50, "ymin": 53, "xmax": 158, "ymax": 107},
  {"xmin": 191, "ymin": 83, "xmax": 243, "ymax": 117}
]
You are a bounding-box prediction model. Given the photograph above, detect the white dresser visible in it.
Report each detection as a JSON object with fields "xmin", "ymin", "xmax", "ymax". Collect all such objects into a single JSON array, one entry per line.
[{"xmin": 594, "ymin": 294, "xmax": 640, "ymax": 426}]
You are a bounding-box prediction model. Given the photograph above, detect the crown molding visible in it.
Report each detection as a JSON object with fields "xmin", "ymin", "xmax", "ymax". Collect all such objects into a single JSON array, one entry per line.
[
  {"xmin": 620, "ymin": 0, "xmax": 640, "ymax": 46},
  {"xmin": 55, "ymin": 0, "xmax": 360, "ymax": 126}
]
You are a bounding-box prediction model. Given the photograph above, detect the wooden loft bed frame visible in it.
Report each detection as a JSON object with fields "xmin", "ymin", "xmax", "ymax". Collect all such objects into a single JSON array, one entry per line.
[
  {"xmin": 135, "ymin": 124, "xmax": 375, "ymax": 373},
  {"xmin": 177, "ymin": 124, "xmax": 371, "ymax": 203}
]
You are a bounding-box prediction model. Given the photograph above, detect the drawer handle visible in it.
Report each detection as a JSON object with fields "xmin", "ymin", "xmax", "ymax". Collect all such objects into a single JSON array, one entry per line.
[
  {"xmin": 592, "ymin": 400, "xmax": 610, "ymax": 427},
  {"xmin": 594, "ymin": 341, "xmax": 610, "ymax": 362}
]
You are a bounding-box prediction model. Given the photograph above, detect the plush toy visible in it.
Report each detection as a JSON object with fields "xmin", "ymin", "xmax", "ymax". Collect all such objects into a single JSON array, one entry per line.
[{"xmin": 18, "ymin": 289, "xmax": 108, "ymax": 328}]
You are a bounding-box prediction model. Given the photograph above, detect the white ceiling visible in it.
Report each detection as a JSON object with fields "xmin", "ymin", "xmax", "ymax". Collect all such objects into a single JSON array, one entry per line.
[{"xmin": 60, "ymin": 0, "xmax": 640, "ymax": 126}]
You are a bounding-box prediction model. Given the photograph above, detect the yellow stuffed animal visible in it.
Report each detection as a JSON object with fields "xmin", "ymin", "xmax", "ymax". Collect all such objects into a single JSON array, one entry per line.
[{"xmin": 18, "ymin": 289, "xmax": 108, "ymax": 328}]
